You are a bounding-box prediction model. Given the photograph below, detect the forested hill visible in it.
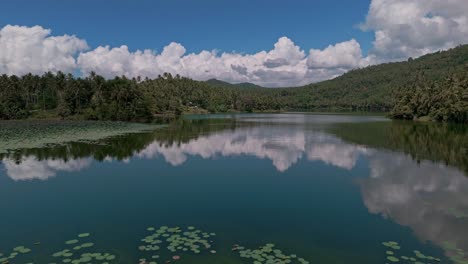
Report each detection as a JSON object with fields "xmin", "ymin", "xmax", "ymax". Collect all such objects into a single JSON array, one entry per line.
[
  {"xmin": 286, "ymin": 44, "xmax": 468, "ymax": 112},
  {"xmin": 202, "ymin": 44, "xmax": 467, "ymax": 122},
  {"xmin": 0, "ymin": 45, "xmax": 467, "ymax": 123},
  {"xmin": 206, "ymin": 79, "xmax": 263, "ymax": 89},
  {"xmin": 202, "ymin": 44, "xmax": 467, "ymax": 112}
]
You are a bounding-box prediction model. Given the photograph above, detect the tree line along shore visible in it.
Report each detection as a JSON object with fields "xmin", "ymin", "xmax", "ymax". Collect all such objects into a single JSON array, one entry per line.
[{"xmin": 0, "ymin": 45, "xmax": 467, "ymax": 123}]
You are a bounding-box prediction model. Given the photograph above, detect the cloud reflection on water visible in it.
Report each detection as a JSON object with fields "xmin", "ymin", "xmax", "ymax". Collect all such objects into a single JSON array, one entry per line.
[
  {"xmin": 360, "ymin": 152, "xmax": 468, "ymax": 254},
  {"xmin": 2, "ymin": 157, "xmax": 92, "ymax": 181},
  {"xmin": 1, "ymin": 125, "xmax": 370, "ymax": 179},
  {"xmin": 1, "ymin": 123, "xmax": 468, "ymax": 258}
]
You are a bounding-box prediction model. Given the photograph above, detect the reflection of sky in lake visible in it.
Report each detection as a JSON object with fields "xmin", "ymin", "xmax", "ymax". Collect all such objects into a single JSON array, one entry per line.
[
  {"xmin": 2, "ymin": 157, "xmax": 93, "ymax": 181},
  {"xmin": 359, "ymin": 152, "xmax": 468, "ymax": 256},
  {"xmin": 1, "ymin": 126, "xmax": 372, "ymax": 179},
  {"xmin": 135, "ymin": 127, "xmax": 370, "ymax": 171},
  {"xmin": 1, "ymin": 120, "xmax": 468, "ymax": 260}
]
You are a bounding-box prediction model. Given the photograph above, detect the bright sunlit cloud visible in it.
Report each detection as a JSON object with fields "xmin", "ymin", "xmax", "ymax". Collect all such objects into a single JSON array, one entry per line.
[{"xmin": 0, "ymin": 0, "xmax": 467, "ymax": 86}]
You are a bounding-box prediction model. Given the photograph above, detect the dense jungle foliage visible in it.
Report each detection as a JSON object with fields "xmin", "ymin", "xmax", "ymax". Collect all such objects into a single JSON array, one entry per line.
[
  {"xmin": 389, "ymin": 70, "xmax": 467, "ymax": 123},
  {"xmin": 0, "ymin": 45, "xmax": 467, "ymax": 123}
]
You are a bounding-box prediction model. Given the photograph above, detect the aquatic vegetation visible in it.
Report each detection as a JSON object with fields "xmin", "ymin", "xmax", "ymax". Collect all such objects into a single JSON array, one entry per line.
[
  {"xmin": 54, "ymin": 251, "xmax": 116, "ymax": 263},
  {"xmin": 446, "ymin": 208, "xmax": 468, "ymax": 219},
  {"xmin": 138, "ymin": 225, "xmax": 216, "ymax": 262},
  {"xmin": 0, "ymin": 230, "xmax": 458, "ymax": 264},
  {"xmin": 442, "ymin": 241, "xmax": 468, "ymax": 264},
  {"xmin": 382, "ymin": 241, "xmax": 442, "ymax": 263},
  {"xmin": 0, "ymin": 120, "xmax": 159, "ymax": 155},
  {"xmin": 80, "ymin": 242, "xmax": 94, "ymax": 248},
  {"xmin": 235, "ymin": 243, "xmax": 310, "ymax": 264},
  {"xmin": 51, "ymin": 233, "xmax": 118, "ymax": 264},
  {"xmin": 65, "ymin": 239, "xmax": 79, "ymax": 245},
  {"xmin": 78, "ymin": 233, "xmax": 91, "ymax": 238},
  {"xmin": 0, "ymin": 245, "xmax": 32, "ymax": 263},
  {"xmin": 383, "ymin": 241, "xmax": 401, "ymax": 250}
]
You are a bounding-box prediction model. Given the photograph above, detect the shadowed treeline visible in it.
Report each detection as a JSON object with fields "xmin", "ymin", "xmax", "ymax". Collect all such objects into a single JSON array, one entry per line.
[
  {"xmin": 0, "ymin": 118, "xmax": 238, "ymax": 164},
  {"xmin": 390, "ymin": 70, "xmax": 467, "ymax": 123},
  {"xmin": 1, "ymin": 45, "xmax": 467, "ymax": 123},
  {"xmin": 329, "ymin": 121, "xmax": 468, "ymax": 174}
]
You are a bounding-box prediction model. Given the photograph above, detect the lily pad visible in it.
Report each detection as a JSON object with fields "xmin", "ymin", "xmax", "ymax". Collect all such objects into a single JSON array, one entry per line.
[
  {"xmin": 65, "ymin": 239, "xmax": 79, "ymax": 245},
  {"xmin": 236, "ymin": 243, "xmax": 309, "ymax": 264},
  {"xmin": 78, "ymin": 233, "xmax": 90, "ymax": 238},
  {"xmin": 387, "ymin": 256, "xmax": 399, "ymax": 262}
]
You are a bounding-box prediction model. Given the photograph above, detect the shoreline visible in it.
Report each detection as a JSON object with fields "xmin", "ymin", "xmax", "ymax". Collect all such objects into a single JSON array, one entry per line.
[{"xmin": 1, "ymin": 111, "xmax": 466, "ymax": 124}]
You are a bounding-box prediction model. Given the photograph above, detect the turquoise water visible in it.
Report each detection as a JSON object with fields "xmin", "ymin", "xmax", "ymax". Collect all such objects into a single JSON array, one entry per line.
[{"xmin": 0, "ymin": 114, "xmax": 467, "ymax": 264}]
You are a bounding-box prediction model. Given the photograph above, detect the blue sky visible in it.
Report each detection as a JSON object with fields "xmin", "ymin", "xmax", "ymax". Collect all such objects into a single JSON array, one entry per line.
[
  {"xmin": 0, "ymin": 0, "xmax": 373, "ymax": 54},
  {"xmin": 0, "ymin": 0, "xmax": 466, "ymax": 87}
]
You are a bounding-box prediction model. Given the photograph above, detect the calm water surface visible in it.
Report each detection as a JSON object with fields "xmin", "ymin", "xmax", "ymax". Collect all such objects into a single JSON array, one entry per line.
[{"xmin": 0, "ymin": 114, "xmax": 467, "ymax": 264}]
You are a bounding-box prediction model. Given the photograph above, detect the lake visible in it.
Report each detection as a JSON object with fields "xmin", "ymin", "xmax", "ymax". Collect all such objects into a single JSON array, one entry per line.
[{"xmin": 0, "ymin": 114, "xmax": 467, "ymax": 264}]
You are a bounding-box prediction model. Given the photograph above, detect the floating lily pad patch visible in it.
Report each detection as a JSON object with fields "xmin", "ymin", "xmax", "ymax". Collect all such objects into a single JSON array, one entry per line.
[
  {"xmin": 235, "ymin": 243, "xmax": 310, "ymax": 264},
  {"xmin": 442, "ymin": 241, "xmax": 468, "ymax": 264},
  {"xmin": 0, "ymin": 245, "xmax": 32, "ymax": 263},
  {"xmin": 382, "ymin": 241, "xmax": 401, "ymax": 250},
  {"xmin": 66, "ymin": 239, "xmax": 79, "ymax": 245},
  {"xmin": 51, "ymin": 233, "xmax": 118, "ymax": 263},
  {"xmin": 138, "ymin": 225, "xmax": 217, "ymax": 261},
  {"xmin": 387, "ymin": 255, "xmax": 400, "ymax": 262},
  {"xmin": 78, "ymin": 233, "xmax": 91, "ymax": 238},
  {"xmin": 381, "ymin": 241, "xmax": 442, "ymax": 264},
  {"xmin": 446, "ymin": 208, "xmax": 468, "ymax": 219}
]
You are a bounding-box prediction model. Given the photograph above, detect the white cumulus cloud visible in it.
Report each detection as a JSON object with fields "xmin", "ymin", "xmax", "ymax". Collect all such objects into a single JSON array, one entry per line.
[
  {"xmin": 363, "ymin": 0, "xmax": 468, "ymax": 60},
  {"xmin": 263, "ymin": 37, "xmax": 305, "ymax": 68},
  {"xmin": 1, "ymin": 0, "xmax": 468, "ymax": 87},
  {"xmin": 0, "ymin": 25, "xmax": 88, "ymax": 76},
  {"xmin": 307, "ymin": 39, "xmax": 365, "ymax": 69},
  {"xmin": 77, "ymin": 36, "xmax": 314, "ymax": 87}
]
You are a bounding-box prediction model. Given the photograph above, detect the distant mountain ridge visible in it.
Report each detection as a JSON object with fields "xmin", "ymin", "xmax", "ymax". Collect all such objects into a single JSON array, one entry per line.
[
  {"xmin": 1, "ymin": 44, "xmax": 466, "ymax": 123},
  {"xmin": 206, "ymin": 79, "xmax": 264, "ymax": 89},
  {"xmin": 204, "ymin": 44, "xmax": 468, "ymax": 112},
  {"xmin": 295, "ymin": 44, "xmax": 468, "ymax": 110},
  {"xmin": 208, "ymin": 44, "xmax": 468, "ymax": 92}
]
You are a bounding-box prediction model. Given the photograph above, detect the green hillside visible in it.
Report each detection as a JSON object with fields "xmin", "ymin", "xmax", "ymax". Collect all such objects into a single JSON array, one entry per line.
[
  {"xmin": 1, "ymin": 45, "xmax": 467, "ymax": 123},
  {"xmin": 206, "ymin": 79, "xmax": 263, "ymax": 89},
  {"xmin": 301, "ymin": 45, "xmax": 468, "ymax": 110},
  {"xmin": 276, "ymin": 44, "xmax": 468, "ymax": 111},
  {"xmin": 203, "ymin": 44, "xmax": 468, "ymax": 115}
]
